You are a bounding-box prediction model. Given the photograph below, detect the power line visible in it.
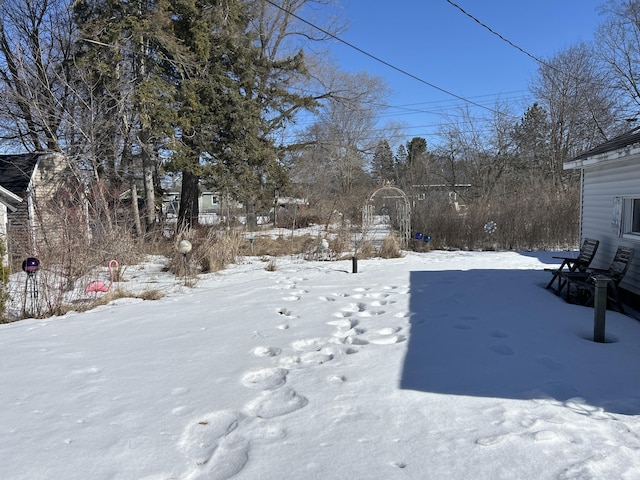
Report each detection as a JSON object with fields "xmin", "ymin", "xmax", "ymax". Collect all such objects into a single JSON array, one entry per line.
[
  {"xmin": 444, "ymin": 0, "xmax": 605, "ymax": 88},
  {"xmin": 444, "ymin": 0, "xmax": 547, "ymax": 66},
  {"xmin": 262, "ymin": 0, "xmax": 502, "ymax": 115}
]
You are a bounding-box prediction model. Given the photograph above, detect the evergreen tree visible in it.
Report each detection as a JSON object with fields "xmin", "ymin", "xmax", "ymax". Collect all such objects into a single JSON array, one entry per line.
[
  {"xmin": 167, "ymin": 0, "xmax": 316, "ymax": 229},
  {"xmin": 371, "ymin": 139, "xmax": 395, "ymax": 184},
  {"xmin": 73, "ymin": 0, "xmax": 176, "ymax": 232},
  {"xmin": 512, "ymin": 103, "xmax": 552, "ymax": 182},
  {"xmin": 406, "ymin": 137, "xmax": 427, "ymax": 165}
]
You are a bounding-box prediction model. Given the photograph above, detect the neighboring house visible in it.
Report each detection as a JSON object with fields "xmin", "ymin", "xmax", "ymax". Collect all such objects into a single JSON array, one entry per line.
[
  {"xmin": 564, "ymin": 127, "xmax": 640, "ymax": 298},
  {"xmin": 0, "ymin": 185, "xmax": 23, "ymax": 266},
  {"xmin": 411, "ymin": 184, "xmax": 472, "ymax": 213},
  {"xmin": 0, "ymin": 152, "xmax": 68, "ymax": 270},
  {"xmin": 162, "ymin": 191, "xmax": 244, "ymax": 224}
]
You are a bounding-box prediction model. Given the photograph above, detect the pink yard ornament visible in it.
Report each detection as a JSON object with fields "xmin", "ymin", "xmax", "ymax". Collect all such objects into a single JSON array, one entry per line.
[{"xmin": 85, "ymin": 259, "xmax": 119, "ymax": 294}]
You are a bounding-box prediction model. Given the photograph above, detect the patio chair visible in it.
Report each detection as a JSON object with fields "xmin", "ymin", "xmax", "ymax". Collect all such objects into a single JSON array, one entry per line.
[
  {"xmin": 545, "ymin": 238, "xmax": 599, "ymax": 293},
  {"xmin": 561, "ymin": 245, "xmax": 635, "ymax": 313}
]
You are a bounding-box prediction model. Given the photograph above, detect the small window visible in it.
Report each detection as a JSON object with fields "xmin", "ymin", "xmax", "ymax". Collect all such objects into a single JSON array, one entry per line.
[
  {"xmin": 632, "ymin": 199, "xmax": 640, "ymax": 233},
  {"xmin": 620, "ymin": 197, "xmax": 640, "ymax": 238}
]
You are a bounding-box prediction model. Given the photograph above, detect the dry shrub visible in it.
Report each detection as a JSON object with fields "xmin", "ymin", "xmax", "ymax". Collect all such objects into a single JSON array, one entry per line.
[
  {"xmin": 379, "ymin": 233, "xmax": 403, "ymax": 258},
  {"xmin": 357, "ymin": 242, "xmax": 376, "ymax": 259},
  {"xmin": 330, "ymin": 231, "xmax": 350, "ymax": 256},
  {"xmin": 74, "ymin": 288, "xmax": 165, "ymax": 312},
  {"xmin": 137, "ymin": 289, "xmax": 164, "ymax": 301},
  {"xmin": 168, "ymin": 227, "xmax": 242, "ymax": 275},
  {"xmin": 239, "ymin": 234, "xmax": 315, "ymax": 257},
  {"xmin": 199, "ymin": 228, "xmax": 242, "ymax": 272},
  {"xmin": 275, "ymin": 208, "xmax": 322, "ymax": 229}
]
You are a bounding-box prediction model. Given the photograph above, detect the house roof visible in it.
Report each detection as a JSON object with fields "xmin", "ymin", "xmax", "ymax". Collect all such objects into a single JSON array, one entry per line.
[
  {"xmin": 0, "ymin": 185, "xmax": 23, "ymax": 211},
  {"xmin": 574, "ymin": 127, "xmax": 640, "ymax": 160},
  {"xmin": 564, "ymin": 127, "xmax": 640, "ymax": 170},
  {"xmin": 0, "ymin": 153, "xmax": 40, "ymax": 196}
]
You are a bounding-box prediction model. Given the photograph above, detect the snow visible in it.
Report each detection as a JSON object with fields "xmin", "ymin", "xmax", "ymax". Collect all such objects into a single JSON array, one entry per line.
[{"xmin": 2, "ymin": 249, "xmax": 640, "ymax": 479}]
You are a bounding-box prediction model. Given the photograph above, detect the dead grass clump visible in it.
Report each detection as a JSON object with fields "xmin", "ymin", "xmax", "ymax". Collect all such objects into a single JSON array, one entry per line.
[
  {"xmin": 77, "ymin": 288, "xmax": 165, "ymax": 312},
  {"xmin": 240, "ymin": 234, "xmax": 315, "ymax": 257},
  {"xmin": 136, "ymin": 289, "xmax": 165, "ymax": 301},
  {"xmin": 379, "ymin": 233, "xmax": 403, "ymax": 259},
  {"xmin": 199, "ymin": 229, "xmax": 242, "ymax": 272},
  {"xmin": 168, "ymin": 227, "xmax": 242, "ymax": 276},
  {"xmin": 357, "ymin": 242, "xmax": 376, "ymax": 259},
  {"xmin": 330, "ymin": 232, "xmax": 350, "ymax": 256}
]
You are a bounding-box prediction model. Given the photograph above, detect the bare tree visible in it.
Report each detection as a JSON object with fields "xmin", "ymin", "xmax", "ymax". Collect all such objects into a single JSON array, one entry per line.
[
  {"xmin": 595, "ymin": 0, "xmax": 640, "ymax": 117},
  {"xmin": 0, "ymin": 0, "xmax": 75, "ymax": 152},
  {"xmin": 531, "ymin": 42, "xmax": 621, "ymax": 187},
  {"xmin": 295, "ymin": 69, "xmax": 389, "ymax": 192}
]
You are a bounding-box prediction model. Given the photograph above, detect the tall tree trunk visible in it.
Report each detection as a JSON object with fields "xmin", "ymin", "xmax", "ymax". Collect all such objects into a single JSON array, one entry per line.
[
  {"xmin": 140, "ymin": 130, "xmax": 157, "ymax": 232},
  {"xmin": 178, "ymin": 169, "xmax": 200, "ymax": 231},
  {"xmin": 130, "ymin": 181, "xmax": 143, "ymax": 236}
]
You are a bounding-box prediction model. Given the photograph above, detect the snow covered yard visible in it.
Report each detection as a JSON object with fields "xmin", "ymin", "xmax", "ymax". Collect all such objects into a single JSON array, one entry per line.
[{"xmin": 1, "ymin": 250, "xmax": 640, "ymax": 480}]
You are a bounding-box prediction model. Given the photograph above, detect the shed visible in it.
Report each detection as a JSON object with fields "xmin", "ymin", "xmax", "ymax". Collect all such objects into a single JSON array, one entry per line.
[
  {"xmin": 564, "ymin": 127, "xmax": 640, "ymax": 298},
  {"xmin": 0, "ymin": 185, "xmax": 23, "ymax": 266},
  {"xmin": 0, "ymin": 152, "xmax": 69, "ymax": 269}
]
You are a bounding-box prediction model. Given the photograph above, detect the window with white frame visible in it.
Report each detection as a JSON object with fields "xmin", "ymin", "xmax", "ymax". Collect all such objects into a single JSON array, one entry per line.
[{"xmin": 617, "ymin": 197, "xmax": 640, "ymax": 238}]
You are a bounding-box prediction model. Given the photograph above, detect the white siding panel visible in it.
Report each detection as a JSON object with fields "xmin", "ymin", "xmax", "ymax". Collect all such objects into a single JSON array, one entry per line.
[{"xmin": 580, "ymin": 157, "xmax": 640, "ymax": 295}]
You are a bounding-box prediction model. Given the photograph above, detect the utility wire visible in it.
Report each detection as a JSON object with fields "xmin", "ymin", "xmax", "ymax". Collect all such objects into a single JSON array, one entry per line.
[
  {"xmin": 262, "ymin": 0, "xmax": 502, "ymax": 115},
  {"xmin": 444, "ymin": 0, "xmax": 605, "ymax": 88},
  {"xmin": 445, "ymin": 0, "xmax": 547, "ymax": 66}
]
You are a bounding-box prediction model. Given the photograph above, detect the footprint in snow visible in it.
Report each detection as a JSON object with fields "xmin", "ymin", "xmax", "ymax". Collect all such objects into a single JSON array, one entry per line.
[
  {"xmin": 365, "ymin": 292, "xmax": 389, "ymax": 299},
  {"xmin": 326, "ymin": 318, "xmax": 358, "ymax": 330},
  {"xmin": 342, "ymin": 302, "xmax": 366, "ymax": 313},
  {"xmin": 368, "ymin": 333, "xmax": 406, "ymax": 345},
  {"xmin": 252, "ymin": 346, "xmax": 281, "ymax": 358},
  {"xmin": 318, "ymin": 296, "xmax": 336, "ymax": 302},
  {"xmin": 183, "ymin": 432, "xmax": 249, "ymax": 480},
  {"xmin": 291, "ymin": 338, "xmax": 325, "ymax": 352},
  {"xmin": 279, "ymin": 351, "xmax": 334, "ymax": 368},
  {"xmin": 328, "ymin": 374, "xmax": 347, "ymax": 384},
  {"xmin": 241, "ymin": 368, "xmax": 288, "ymax": 390},
  {"xmin": 489, "ymin": 345, "xmax": 514, "ymax": 356},
  {"xmin": 454, "ymin": 323, "xmax": 473, "ymax": 330},
  {"xmin": 375, "ymin": 326, "xmax": 400, "ymax": 335},
  {"xmin": 490, "ymin": 330, "xmax": 509, "ymax": 339},
  {"xmin": 244, "ymin": 387, "xmax": 308, "ymax": 419},
  {"xmin": 179, "ymin": 410, "xmax": 242, "ymax": 466},
  {"xmin": 532, "ymin": 430, "xmax": 557, "ymax": 441},
  {"xmin": 475, "ymin": 434, "xmax": 506, "ymax": 446}
]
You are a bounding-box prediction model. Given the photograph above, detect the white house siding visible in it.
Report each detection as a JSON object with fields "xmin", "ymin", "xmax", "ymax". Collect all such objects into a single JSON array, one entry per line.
[
  {"xmin": 580, "ymin": 156, "xmax": 640, "ymax": 295},
  {"xmin": 0, "ymin": 204, "xmax": 7, "ymax": 265}
]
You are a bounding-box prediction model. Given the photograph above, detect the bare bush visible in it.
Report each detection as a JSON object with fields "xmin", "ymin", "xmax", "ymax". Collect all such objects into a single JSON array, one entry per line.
[
  {"xmin": 239, "ymin": 233, "xmax": 316, "ymax": 257},
  {"xmin": 411, "ymin": 184, "xmax": 580, "ymax": 251},
  {"xmin": 379, "ymin": 233, "xmax": 403, "ymax": 258}
]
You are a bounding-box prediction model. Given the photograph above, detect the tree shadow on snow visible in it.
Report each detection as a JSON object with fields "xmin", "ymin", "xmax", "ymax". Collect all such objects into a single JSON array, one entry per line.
[{"xmin": 400, "ymin": 264, "xmax": 640, "ymax": 415}]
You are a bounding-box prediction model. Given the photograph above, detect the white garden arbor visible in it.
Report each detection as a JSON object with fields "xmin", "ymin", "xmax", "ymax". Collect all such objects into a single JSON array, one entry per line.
[{"xmin": 362, "ymin": 184, "xmax": 411, "ymax": 248}]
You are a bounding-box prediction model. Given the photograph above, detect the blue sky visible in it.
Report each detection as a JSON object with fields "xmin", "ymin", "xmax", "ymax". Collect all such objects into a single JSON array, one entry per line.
[{"xmin": 319, "ymin": 0, "xmax": 605, "ymax": 143}]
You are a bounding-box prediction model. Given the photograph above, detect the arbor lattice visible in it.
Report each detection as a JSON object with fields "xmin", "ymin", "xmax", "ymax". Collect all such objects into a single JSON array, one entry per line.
[{"xmin": 362, "ymin": 185, "xmax": 411, "ymax": 248}]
